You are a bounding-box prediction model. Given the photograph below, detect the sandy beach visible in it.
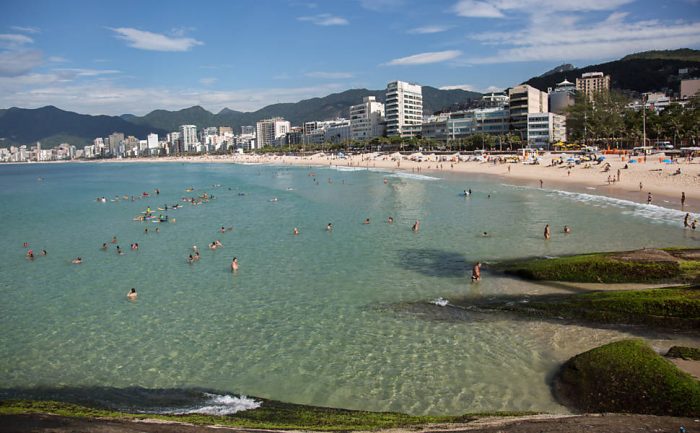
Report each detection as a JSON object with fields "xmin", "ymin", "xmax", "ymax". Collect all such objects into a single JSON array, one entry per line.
[{"xmin": 88, "ymin": 151, "xmax": 700, "ymax": 215}]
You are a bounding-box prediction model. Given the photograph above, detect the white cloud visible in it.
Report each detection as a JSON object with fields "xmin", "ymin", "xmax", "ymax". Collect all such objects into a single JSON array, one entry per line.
[
  {"xmin": 199, "ymin": 77, "xmax": 218, "ymax": 85},
  {"xmin": 110, "ymin": 27, "xmax": 203, "ymax": 52},
  {"xmin": 408, "ymin": 25, "xmax": 452, "ymax": 34},
  {"xmin": 297, "ymin": 14, "xmax": 349, "ymax": 26},
  {"xmin": 439, "ymin": 84, "xmax": 476, "ymax": 91},
  {"xmin": 467, "ymin": 14, "xmax": 700, "ymax": 64},
  {"xmin": 48, "ymin": 56, "xmax": 68, "ymax": 63},
  {"xmin": 386, "ymin": 50, "xmax": 462, "ymax": 66},
  {"xmin": 11, "ymin": 26, "xmax": 41, "ymax": 34},
  {"xmin": 453, "ymin": 0, "xmax": 633, "ymax": 18},
  {"xmin": 453, "ymin": 1, "xmax": 504, "ymax": 18},
  {"xmin": 53, "ymin": 68, "xmax": 120, "ymax": 79},
  {"xmin": 0, "ymin": 50, "xmax": 42, "ymax": 77},
  {"xmin": 0, "ymin": 72, "xmax": 348, "ymax": 115},
  {"xmin": 0, "ymin": 33, "xmax": 34, "ymax": 49},
  {"xmin": 304, "ymin": 71, "xmax": 354, "ymax": 79}
]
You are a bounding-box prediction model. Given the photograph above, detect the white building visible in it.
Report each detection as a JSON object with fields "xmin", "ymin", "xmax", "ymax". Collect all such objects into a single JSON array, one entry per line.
[
  {"xmin": 509, "ymin": 84, "xmax": 548, "ymax": 134},
  {"xmin": 146, "ymin": 133, "xmax": 159, "ymax": 150},
  {"xmin": 256, "ymin": 117, "xmax": 290, "ymax": 148},
  {"xmin": 350, "ymin": 96, "xmax": 385, "ymax": 141},
  {"xmin": 179, "ymin": 125, "xmax": 198, "ymax": 153},
  {"xmin": 527, "ymin": 113, "xmax": 566, "ymax": 148},
  {"xmin": 385, "ymin": 81, "xmax": 423, "ymax": 138},
  {"xmin": 548, "ymin": 79, "xmax": 576, "ymax": 115}
]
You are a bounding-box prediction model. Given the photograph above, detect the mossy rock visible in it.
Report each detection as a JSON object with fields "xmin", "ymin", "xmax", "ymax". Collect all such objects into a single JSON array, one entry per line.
[
  {"xmin": 667, "ymin": 346, "xmax": 700, "ymax": 361},
  {"xmin": 502, "ymin": 252, "xmax": 682, "ymax": 283},
  {"xmin": 555, "ymin": 339, "xmax": 700, "ymax": 416}
]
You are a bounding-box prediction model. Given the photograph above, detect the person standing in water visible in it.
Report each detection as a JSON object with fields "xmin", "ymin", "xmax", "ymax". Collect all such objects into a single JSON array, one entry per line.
[
  {"xmin": 231, "ymin": 257, "xmax": 239, "ymax": 272},
  {"xmin": 412, "ymin": 220, "xmax": 420, "ymax": 232},
  {"xmin": 647, "ymin": 192, "xmax": 652, "ymax": 205},
  {"xmin": 471, "ymin": 262, "xmax": 481, "ymax": 282},
  {"xmin": 681, "ymin": 192, "xmax": 686, "ymax": 207},
  {"xmin": 127, "ymin": 288, "xmax": 137, "ymax": 300},
  {"xmin": 544, "ymin": 224, "xmax": 551, "ymax": 240}
]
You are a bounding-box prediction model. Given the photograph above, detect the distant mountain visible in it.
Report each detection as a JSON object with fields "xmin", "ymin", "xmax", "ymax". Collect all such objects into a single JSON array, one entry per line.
[
  {"xmin": 0, "ymin": 86, "xmax": 481, "ymax": 147},
  {"xmin": 126, "ymin": 86, "xmax": 481, "ymax": 133},
  {"xmin": 539, "ymin": 64, "xmax": 575, "ymax": 78},
  {"xmin": 621, "ymin": 48, "xmax": 700, "ymax": 62},
  {"xmin": 523, "ymin": 49, "xmax": 700, "ymax": 93},
  {"xmin": 0, "ymin": 106, "xmax": 167, "ymax": 148}
]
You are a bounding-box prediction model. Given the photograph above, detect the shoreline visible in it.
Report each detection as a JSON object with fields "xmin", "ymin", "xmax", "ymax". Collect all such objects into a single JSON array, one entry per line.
[{"xmin": 17, "ymin": 152, "xmax": 699, "ymax": 214}]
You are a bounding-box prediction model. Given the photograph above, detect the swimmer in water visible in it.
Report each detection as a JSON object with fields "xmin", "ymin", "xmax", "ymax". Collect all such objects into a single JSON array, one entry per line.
[
  {"xmin": 293, "ymin": 227, "xmax": 299, "ymax": 235},
  {"xmin": 111, "ymin": 236, "xmax": 118, "ymax": 244},
  {"xmin": 71, "ymin": 257, "xmax": 82, "ymax": 264},
  {"xmin": 127, "ymin": 288, "xmax": 137, "ymax": 300},
  {"xmin": 412, "ymin": 220, "xmax": 420, "ymax": 232},
  {"xmin": 564, "ymin": 225, "xmax": 571, "ymax": 234},
  {"xmin": 26, "ymin": 250, "xmax": 34, "ymax": 260},
  {"xmin": 544, "ymin": 224, "xmax": 551, "ymax": 240},
  {"xmin": 482, "ymin": 232, "xmax": 490, "ymax": 237},
  {"xmin": 363, "ymin": 218, "xmax": 370, "ymax": 224},
  {"xmin": 187, "ymin": 254, "xmax": 194, "ymax": 264},
  {"xmin": 231, "ymin": 257, "xmax": 239, "ymax": 272},
  {"xmin": 327, "ymin": 223, "xmax": 333, "ymax": 231},
  {"xmin": 387, "ymin": 216, "xmax": 394, "ymax": 224},
  {"xmin": 41, "ymin": 249, "xmax": 47, "ymax": 256},
  {"xmin": 101, "ymin": 243, "xmax": 108, "ymax": 250},
  {"xmin": 116, "ymin": 246, "xmax": 124, "ymax": 255}
]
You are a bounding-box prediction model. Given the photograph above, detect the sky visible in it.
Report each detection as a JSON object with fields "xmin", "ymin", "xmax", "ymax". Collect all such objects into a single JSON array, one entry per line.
[{"xmin": 1, "ymin": 0, "xmax": 699, "ymax": 116}]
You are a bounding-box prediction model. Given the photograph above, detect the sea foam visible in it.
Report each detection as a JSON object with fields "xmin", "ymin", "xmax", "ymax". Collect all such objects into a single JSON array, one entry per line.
[{"xmin": 170, "ymin": 393, "xmax": 262, "ymax": 416}]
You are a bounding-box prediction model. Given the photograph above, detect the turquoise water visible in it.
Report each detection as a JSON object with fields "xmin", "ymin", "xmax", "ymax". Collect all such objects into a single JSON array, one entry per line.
[{"xmin": 0, "ymin": 162, "xmax": 698, "ymax": 415}]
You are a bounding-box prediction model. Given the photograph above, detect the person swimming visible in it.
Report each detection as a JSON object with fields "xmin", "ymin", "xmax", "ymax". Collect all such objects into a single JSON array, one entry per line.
[
  {"xmin": 564, "ymin": 225, "xmax": 571, "ymax": 234},
  {"xmin": 127, "ymin": 288, "xmax": 137, "ymax": 300},
  {"xmin": 293, "ymin": 227, "xmax": 299, "ymax": 235},
  {"xmin": 387, "ymin": 216, "xmax": 394, "ymax": 224},
  {"xmin": 100, "ymin": 243, "xmax": 108, "ymax": 250},
  {"xmin": 363, "ymin": 218, "xmax": 370, "ymax": 224},
  {"xmin": 111, "ymin": 236, "xmax": 118, "ymax": 244},
  {"xmin": 71, "ymin": 257, "xmax": 82, "ymax": 264},
  {"xmin": 412, "ymin": 220, "xmax": 420, "ymax": 232},
  {"xmin": 327, "ymin": 223, "xmax": 333, "ymax": 231}
]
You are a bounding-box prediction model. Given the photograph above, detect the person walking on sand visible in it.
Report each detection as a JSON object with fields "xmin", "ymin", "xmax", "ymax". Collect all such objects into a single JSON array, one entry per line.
[
  {"xmin": 539, "ymin": 179, "xmax": 543, "ymax": 188},
  {"xmin": 471, "ymin": 262, "xmax": 481, "ymax": 282},
  {"xmin": 639, "ymin": 182, "xmax": 643, "ymax": 191},
  {"xmin": 544, "ymin": 224, "xmax": 551, "ymax": 240}
]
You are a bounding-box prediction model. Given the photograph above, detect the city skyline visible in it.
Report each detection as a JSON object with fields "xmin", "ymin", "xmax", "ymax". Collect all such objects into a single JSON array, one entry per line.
[{"xmin": 1, "ymin": 0, "xmax": 699, "ymax": 116}]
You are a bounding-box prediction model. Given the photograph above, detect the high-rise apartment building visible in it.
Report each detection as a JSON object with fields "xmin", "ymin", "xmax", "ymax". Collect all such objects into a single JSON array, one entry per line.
[
  {"xmin": 575, "ymin": 72, "xmax": 610, "ymax": 99},
  {"xmin": 385, "ymin": 81, "xmax": 422, "ymax": 138},
  {"xmin": 256, "ymin": 117, "xmax": 290, "ymax": 147},
  {"xmin": 179, "ymin": 125, "xmax": 198, "ymax": 153},
  {"xmin": 508, "ymin": 84, "xmax": 548, "ymax": 134},
  {"xmin": 108, "ymin": 132, "xmax": 124, "ymax": 155},
  {"xmin": 350, "ymin": 96, "xmax": 385, "ymax": 140}
]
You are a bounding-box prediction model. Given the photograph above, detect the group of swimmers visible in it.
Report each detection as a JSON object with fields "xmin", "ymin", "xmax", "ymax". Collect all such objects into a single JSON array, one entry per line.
[
  {"xmin": 683, "ymin": 213, "xmax": 698, "ymax": 230},
  {"xmin": 543, "ymin": 224, "xmax": 572, "ymax": 240}
]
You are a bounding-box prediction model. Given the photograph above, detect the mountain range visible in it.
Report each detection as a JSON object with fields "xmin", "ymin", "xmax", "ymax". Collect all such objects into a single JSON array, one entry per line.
[{"xmin": 1, "ymin": 49, "xmax": 699, "ymax": 149}]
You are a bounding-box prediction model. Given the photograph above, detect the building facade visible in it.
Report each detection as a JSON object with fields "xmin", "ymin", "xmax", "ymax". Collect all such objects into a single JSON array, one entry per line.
[
  {"xmin": 548, "ymin": 79, "xmax": 576, "ymax": 115},
  {"xmin": 179, "ymin": 125, "xmax": 198, "ymax": 153},
  {"xmin": 349, "ymin": 96, "xmax": 385, "ymax": 141},
  {"xmin": 527, "ymin": 113, "xmax": 567, "ymax": 148},
  {"xmin": 385, "ymin": 81, "xmax": 422, "ymax": 138},
  {"xmin": 508, "ymin": 84, "xmax": 548, "ymax": 134},
  {"xmin": 680, "ymin": 78, "xmax": 700, "ymax": 99},
  {"xmin": 256, "ymin": 117, "xmax": 290, "ymax": 147},
  {"xmin": 575, "ymin": 72, "xmax": 610, "ymax": 99}
]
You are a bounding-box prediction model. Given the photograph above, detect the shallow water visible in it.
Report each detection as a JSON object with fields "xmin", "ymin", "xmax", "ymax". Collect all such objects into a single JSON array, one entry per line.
[{"xmin": 0, "ymin": 162, "xmax": 698, "ymax": 415}]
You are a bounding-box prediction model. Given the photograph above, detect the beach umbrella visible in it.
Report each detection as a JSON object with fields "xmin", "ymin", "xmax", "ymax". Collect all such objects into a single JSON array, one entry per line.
[
  {"xmin": 566, "ymin": 157, "xmax": 576, "ymax": 162},
  {"xmin": 662, "ymin": 159, "xmax": 672, "ymax": 163}
]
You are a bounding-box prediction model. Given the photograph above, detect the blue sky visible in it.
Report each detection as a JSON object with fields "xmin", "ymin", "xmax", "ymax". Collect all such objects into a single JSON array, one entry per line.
[{"xmin": 1, "ymin": 0, "xmax": 699, "ymax": 115}]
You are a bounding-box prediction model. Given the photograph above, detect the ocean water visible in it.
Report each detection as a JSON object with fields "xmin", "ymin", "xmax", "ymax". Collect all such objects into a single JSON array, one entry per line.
[{"xmin": 0, "ymin": 162, "xmax": 698, "ymax": 415}]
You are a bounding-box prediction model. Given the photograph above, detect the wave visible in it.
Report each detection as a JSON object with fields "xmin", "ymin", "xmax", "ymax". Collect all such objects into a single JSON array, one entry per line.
[
  {"xmin": 388, "ymin": 172, "xmax": 440, "ymax": 181},
  {"xmin": 163, "ymin": 393, "xmax": 261, "ymax": 416},
  {"xmin": 431, "ymin": 297, "xmax": 449, "ymax": 307},
  {"xmin": 550, "ymin": 190, "xmax": 687, "ymax": 224}
]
